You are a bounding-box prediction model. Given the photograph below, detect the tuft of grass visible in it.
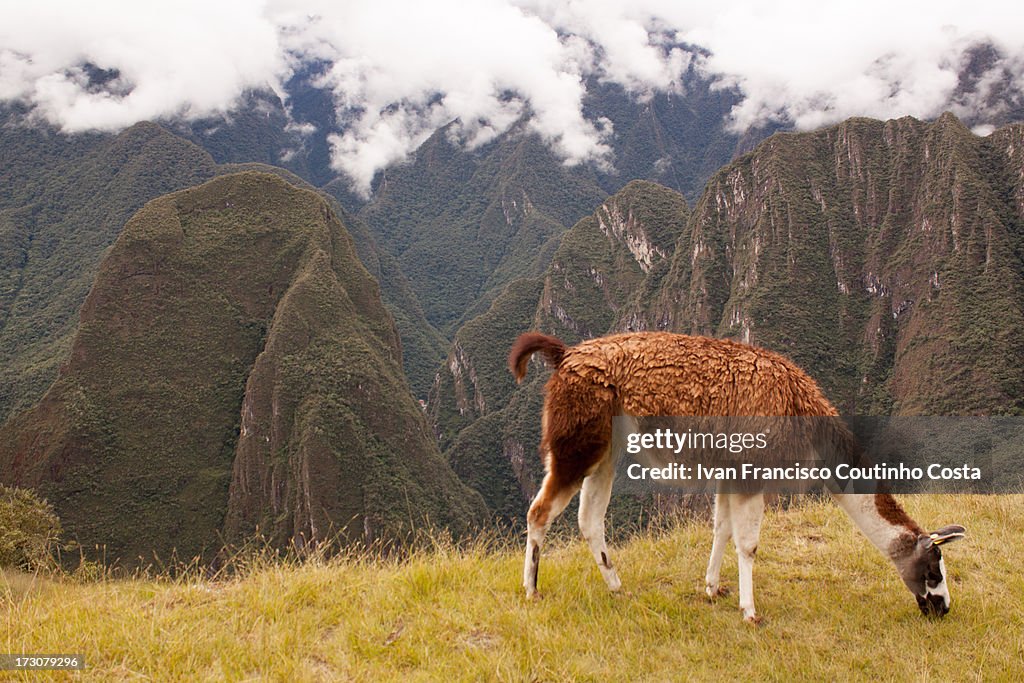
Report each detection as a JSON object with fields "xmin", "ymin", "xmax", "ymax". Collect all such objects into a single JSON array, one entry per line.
[{"xmin": 3, "ymin": 494, "xmax": 1022, "ymax": 681}]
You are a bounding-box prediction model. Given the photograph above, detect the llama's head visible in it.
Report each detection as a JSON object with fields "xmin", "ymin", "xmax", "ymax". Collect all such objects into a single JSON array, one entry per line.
[{"xmin": 898, "ymin": 525, "xmax": 966, "ymax": 617}]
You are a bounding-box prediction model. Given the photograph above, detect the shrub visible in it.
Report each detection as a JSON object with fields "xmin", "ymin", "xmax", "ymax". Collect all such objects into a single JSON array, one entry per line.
[{"xmin": 0, "ymin": 485, "xmax": 62, "ymax": 571}]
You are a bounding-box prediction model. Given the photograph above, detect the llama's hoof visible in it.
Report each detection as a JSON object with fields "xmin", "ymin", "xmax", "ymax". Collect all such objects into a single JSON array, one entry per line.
[
  {"xmin": 705, "ymin": 584, "xmax": 730, "ymax": 600},
  {"xmin": 743, "ymin": 613, "xmax": 765, "ymax": 626}
]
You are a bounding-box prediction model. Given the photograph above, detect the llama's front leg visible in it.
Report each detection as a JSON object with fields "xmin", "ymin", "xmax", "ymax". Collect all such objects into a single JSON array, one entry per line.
[
  {"xmin": 730, "ymin": 492, "xmax": 765, "ymax": 623},
  {"xmin": 705, "ymin": 492, "xmax": 732, "ymax": 598},
  {"xmin": 524, "ymin": 471, "xmax": 580, "ymax": 599},
  {"xmin": 578, "ymin": 453, "xmax": 620, "ymax": 592}
]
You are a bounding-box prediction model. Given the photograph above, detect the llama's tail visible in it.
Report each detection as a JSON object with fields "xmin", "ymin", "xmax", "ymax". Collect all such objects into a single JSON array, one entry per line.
[{"xmin": 508, "ymin": 332, "xmax": 566, "ymax": 383}]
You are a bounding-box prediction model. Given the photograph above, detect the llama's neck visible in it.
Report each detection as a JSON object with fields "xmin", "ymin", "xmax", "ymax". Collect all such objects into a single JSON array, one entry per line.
[{"xmin": 830, "ymin": 492, "xmax": 923, "ymax": 561}]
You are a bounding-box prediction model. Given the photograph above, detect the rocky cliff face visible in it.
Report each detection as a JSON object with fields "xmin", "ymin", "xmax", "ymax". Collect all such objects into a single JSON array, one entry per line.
[
  {"xmin": 430, "ymin": 181, "xmax": 690, "ymax": 520},
  {"xmin": 629, "ymin": 113, "xmax": 1024, "ymax": 414},
  {"xmin": 432, "ymin": 114, "xmax": 1024, "ymax": 519},
  {"xmin": 535, "ymin": 180, "xmax": 690, "ymax": 341},
  {"xmin": 0, "ymin": 172, "xmax": 484, "ymax": 562}
]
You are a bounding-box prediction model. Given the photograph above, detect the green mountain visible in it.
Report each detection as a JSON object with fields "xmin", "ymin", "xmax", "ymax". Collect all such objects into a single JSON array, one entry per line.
[
  {"xmin": 431, "ymin": 180, "xmax": 691, "ymax": 519},
  {"xmin": 432, "ymin": 114, "xmax": 1024, "ymax": 518},
  {"xmin": 340, "ymin": 211, "xmax": 449, "ymax": 400},
  {"xmin": 0, "ymin": 120, "xmax": 219, "ymax": 423},
  {"xmin": 217, "ymin": 163, "xmax": 448, "ymax": 399},
  {"xmin": 0, "ymin": 172, "xmax": 484, "ymax": 562},
  {"xmin": 0, "ymin": 114, "xmax": 446, "ymax": 416},
  {"xmin": 584, "ymin": 78, "xmax": 768, "ymax": 199},
  {"xmin": 627, "ymin": 113, "xmax": 1024, "ymax": 414},
  {"xmin": 357, "ymin": 124, "xmax": 608, "ymax": 333}
]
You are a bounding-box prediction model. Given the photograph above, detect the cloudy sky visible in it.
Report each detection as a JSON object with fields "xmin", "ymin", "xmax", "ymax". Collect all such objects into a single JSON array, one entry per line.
[{"xmin": 1, "ymin": 1, "xmax": 1021, "ymax": 191}]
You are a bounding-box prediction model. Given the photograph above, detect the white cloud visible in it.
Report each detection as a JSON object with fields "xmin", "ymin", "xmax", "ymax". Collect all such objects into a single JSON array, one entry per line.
[
  {"xmin": 0, "ymin": 1, "xmax": 284, "ymax": 130},
  {"xmin": 277, "ymin": 0, "xmax": 612, "ymax": 191},
  {"xmin": 2, "ymin": 1, "xmax": 1023, "ymax": 194},
  {"xmin": 674, "ymin": 0, "xmax": 1022, "ymax": 132}
]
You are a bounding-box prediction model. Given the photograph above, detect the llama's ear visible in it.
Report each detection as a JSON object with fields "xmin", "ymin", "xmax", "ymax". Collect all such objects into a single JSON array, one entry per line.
[{"xmin": 926, "ymin": 525, "xmax": 966, "ymax": 548}]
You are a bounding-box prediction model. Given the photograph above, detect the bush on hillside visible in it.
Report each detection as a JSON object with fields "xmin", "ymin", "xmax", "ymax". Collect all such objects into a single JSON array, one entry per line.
[{"xmin": 0, "ymin": 484, "xmax": 62, "ymax": 571}]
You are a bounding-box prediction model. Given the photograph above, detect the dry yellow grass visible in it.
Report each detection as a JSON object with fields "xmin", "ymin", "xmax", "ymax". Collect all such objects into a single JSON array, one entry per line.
[{"xmin": 3, "ymin": 495, "xmax": 1023, "ymax": 681}]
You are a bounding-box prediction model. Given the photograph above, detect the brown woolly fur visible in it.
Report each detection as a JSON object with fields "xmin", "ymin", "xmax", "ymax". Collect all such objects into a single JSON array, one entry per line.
[
  {"xmin": 876, "ymin": 490, "xmax": 924, "ymax": 534},
  {"xmin": 516, "ymin": 331, "xmax": 919, "ymax": 522},
  {"xmin": 516, "ymin": 331, "xmax": 834, "ymax": 482},
  {"xmin": 540, "ymin": 370, "xmax": 615, "ymax": 489},
  {"xmin": 508, "ymin": 333, "xmax": 566, "ymax": 383},
  {"xmin": 516, "ymin": 330, "xmax": 840, "ymax": 416}
]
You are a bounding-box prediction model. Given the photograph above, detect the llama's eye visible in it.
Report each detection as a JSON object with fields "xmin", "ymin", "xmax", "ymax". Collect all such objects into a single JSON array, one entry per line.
[{"xmin": 925, "ymin": 570, "xmax": 943, "ymax": 587}]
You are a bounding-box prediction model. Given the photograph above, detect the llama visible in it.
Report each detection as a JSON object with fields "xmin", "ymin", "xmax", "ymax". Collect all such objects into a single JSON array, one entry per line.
[{"xmin": 509, "ymin": 331, "xmax": 966, "ymax": 622}]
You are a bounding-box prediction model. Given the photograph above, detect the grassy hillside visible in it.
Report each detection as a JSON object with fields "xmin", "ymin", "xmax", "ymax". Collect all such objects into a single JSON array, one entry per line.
[{"xmin": 3, "ymin": 495, "xmax": 1021, "ymax": 680}]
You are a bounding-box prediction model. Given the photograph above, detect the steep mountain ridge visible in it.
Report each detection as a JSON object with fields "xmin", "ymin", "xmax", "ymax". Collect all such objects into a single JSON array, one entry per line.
[
  {"xmin": 432, "ymin": 114, "xmax": 1024, "ymax": 518},
  {"xmin": 627, "ymin": 113, "xmax": 1024, "ymax": 413},
  {"xmin": 430, "ymin": 181, "xmax": 691, "ymax": 519},
  {"xmin": 214, "ymin": 162, "xmax": 448, "ymax": 398},
  {"xmin": 0, "ymin": 172, "xmax": 484, "ymax": 562},
  {"xmin": 357, "ymin": 125, "xmax": 608, "ymax": 333},
  {"xmin": 0, "ymin": 121, "xmax": 219, "ymax": 423}
]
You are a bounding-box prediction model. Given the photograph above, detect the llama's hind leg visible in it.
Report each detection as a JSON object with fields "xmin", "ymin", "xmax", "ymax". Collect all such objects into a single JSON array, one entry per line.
[
  {"xmin": 705, "ymin": 492, "xmax": 732, "ymax": 599},
  {"xmin": 730, "ymin": 492, "xmax": 766, "ymax": 623},
  {"xmin": 524, "ymin": 471, "xmax": 581, "ymax": 599},
  {"xmin": 578, "ymin": 452, "xmax": 621, "ymax": 592}
]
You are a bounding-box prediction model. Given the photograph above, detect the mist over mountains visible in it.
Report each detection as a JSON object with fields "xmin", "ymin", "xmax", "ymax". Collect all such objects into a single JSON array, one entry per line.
[
  {"xmin": 5, "ymin": 2, "xmax": 1024, "ymax": 193},
  {"xmin": 1, "ymin": 6, "xmax": 1023, "ymax": 560}
]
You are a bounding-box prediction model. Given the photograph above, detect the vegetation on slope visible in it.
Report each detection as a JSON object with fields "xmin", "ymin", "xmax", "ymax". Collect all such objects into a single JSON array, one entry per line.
[
  {"xmin": 2, "ymin": 495, "xmax": 1020, "ymax": 680},
  {"xmin": 0, "ymin": 485, "xmax": 61, "ymax": 572},
  {"xmin": 0, "ymin": 172, "xmax": 484, "ymax": 563},
  {"xmin": 430, "ymin": 181, "xmax": 691, "ymax": 518},
  {"xmin": 432, "ymin": 279, "xmax": 548, "ymax": 522},
  {"xmin": 635, "ymin": 113, "xmax": 1024, "ymax": 414},
  {"xmin": 214, "ymin": 162, "xmax": 448, "ymax": 399},
  {"xmin": 0, "ymin": 120, "xmax": 219, "ymax": 423},
  {"xmin": 584, "ymin": 76, "xmax": 756, "ymax": 201},
  {"xmin": 358, "ymin": 124, "xmax": 607, "ymax": 332}
]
